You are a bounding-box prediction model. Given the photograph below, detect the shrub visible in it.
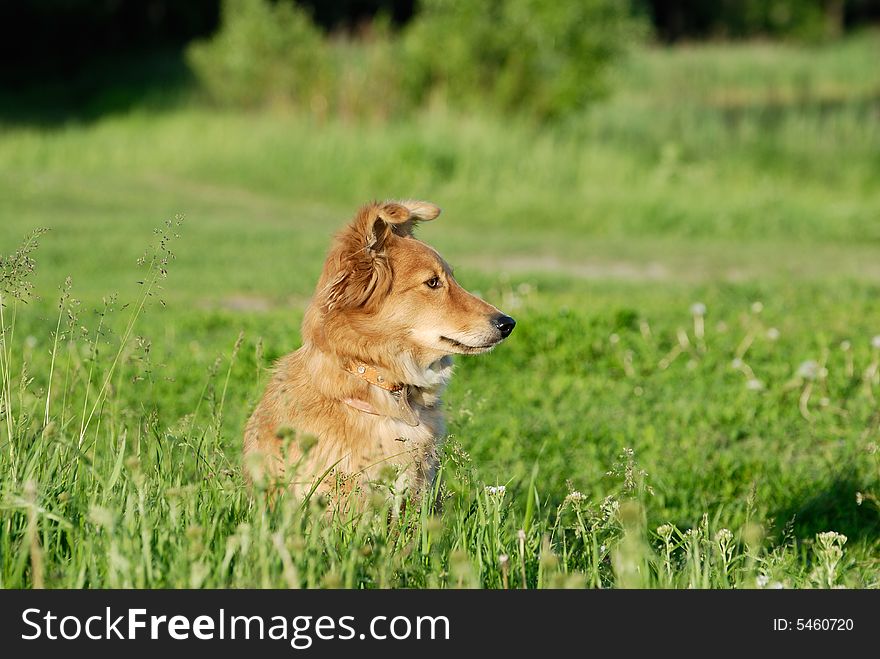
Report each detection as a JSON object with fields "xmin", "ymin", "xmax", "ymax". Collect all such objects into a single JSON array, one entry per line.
[
  {"xmin": 402, "ymin": 0, "xmax": 644, "ymax": 119},
  {"xmin": 186, "ymin": 0, "xmax": 643, "ymax": 120},
  {"xmin": 186, "ymin": 0, "xmax": 325, "ymax": 108}
]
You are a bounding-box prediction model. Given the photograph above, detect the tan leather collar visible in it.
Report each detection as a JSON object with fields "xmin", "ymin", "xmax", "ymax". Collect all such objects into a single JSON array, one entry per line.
[
  {"xmin": 341, "ymin": 360, "xmax": 418, "ymax": 426},
  {"xmin": 343, "ymin": 360, "xmax": 404, "ymax": 393}
]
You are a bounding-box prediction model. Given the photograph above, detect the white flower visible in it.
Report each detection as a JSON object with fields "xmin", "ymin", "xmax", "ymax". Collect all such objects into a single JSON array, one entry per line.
[
  {"xmin": 769, "ymin": 581, "xmax": 784, "ymax": 589},
  {"xmin": 731, "ymin": 358, "xmax": 744, "ymax": 369},
  {"xmin": 609, "ymin": 333, "xmax": 620, "ymax": 345},
  {"xmin": 565, "ymin": 491, "xmax": 586, "ymax": 504},
  {"xmin": 756, "ymin": 574, "xmax": 770, "ymax": 588},
  {"xmin": 797, "ymin": 360, "xmax": 819, "ymax": 380},
  {"xmin": 89, "ymin": 506, "xmax": 114, "ymax": 528},
  {"xmin": 816, "ymin": 531, "xmax": 847, "ymax": 546},
  {"xmin": 746, "ymin": 378, "xmax": 764, "ymax": 391},
  {"xmin": 750, "ymin": 301, "xmax": 764, "ymax": 314},
  {"xmin": 715, "ymin": 528, "xmax": 734, "ymax": 544},
  {"xmin": 25, "ymin": 335, "xmax": 37, "ymax": 349},
  {"xmin": 485, "ymin": 485, "xmax": 506, "ymax": 497},
  {"xmin": 690, "ymin": 302, "xmax": 706, "ymax": 317},
  {"xmin": 872, "ymin": 336, "xmax": 880, "ymax": 350},
  {"xmin": 840, "ymin": 340, "xmax": 851, "ymax": 351},
  {"xmin": 766, "ymin": 328, "xmax": 780, "ymax": 341},
  {"xmin": 600, "ymin": 496, "xmax": 619, "ymax": 518}
]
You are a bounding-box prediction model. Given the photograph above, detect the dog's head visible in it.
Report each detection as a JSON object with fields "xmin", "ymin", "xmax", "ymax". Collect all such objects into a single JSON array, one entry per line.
[{"xmin": 304, "ymin": 200, "xmax": 515, "ymax": 366}]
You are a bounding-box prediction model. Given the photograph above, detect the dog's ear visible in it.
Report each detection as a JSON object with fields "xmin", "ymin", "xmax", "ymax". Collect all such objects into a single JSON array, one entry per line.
[
  {"xmin": 321, "ymin": 201, "xmax": 441, "ymax": 312},
  {"xmin": 372, "ymin": 200, "xmax": 441, "ymax": 246}
]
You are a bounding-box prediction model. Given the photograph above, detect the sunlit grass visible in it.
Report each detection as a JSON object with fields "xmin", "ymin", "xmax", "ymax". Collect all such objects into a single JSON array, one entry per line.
[{"xmin": 0, "ymin": 224, "xmax": 877, "ymax": 588}]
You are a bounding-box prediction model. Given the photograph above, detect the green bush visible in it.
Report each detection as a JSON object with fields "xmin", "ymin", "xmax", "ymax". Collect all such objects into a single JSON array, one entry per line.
[
  {"xmin": 186, "ymin": 0, "xmax": 325, "ymax": 108},
  {"xmin": 715, "ymin": 0, "xmax": 835, "ymax": 41},
  {"xmin": 403, "ymin": 0, "xmax": 644, "ymax": 119},
  {"xmin": 186, "ymin": 0, "xmax": 643, "ymax": 120}
]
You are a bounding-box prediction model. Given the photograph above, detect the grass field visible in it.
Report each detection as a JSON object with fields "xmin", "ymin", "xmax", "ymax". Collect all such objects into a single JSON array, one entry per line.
[{"xmin": 1, "ymin": 32, "xmax": 879, "ymax": 588}]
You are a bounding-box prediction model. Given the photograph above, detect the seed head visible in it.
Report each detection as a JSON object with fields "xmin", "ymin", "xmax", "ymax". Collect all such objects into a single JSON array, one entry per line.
[{"xmin": 797, "ymin": 360, "xmax": 819, "ymax": 380}]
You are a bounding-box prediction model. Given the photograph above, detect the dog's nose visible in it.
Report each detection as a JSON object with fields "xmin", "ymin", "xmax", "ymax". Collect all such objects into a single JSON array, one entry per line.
[{"xmin": 492, "ymin": 314, "xmax": 516, "ymax": 338}]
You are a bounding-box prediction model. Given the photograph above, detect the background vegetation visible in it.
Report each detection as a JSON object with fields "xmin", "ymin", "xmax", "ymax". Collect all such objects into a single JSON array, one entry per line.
[{"xmin": 0, "ymin": 2, "xmax": 878, "ymax": 588}]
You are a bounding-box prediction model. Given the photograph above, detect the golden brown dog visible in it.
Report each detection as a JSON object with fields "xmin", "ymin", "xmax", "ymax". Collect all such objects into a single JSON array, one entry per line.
[{"xmin": 243, "ymin": 200, "xmax": 515, "ymax": 503}]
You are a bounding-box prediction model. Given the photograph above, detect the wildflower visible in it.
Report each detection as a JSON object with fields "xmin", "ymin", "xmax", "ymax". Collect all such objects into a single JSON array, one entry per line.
[
  {"xmin": 731, "ymin": 358, "xmax": 744, "ymax": 370},
  {"xmin": 797, "ymin": 360, "xmax": 820, "ymax": 380},
  {"xmin": 633, "ymin": 386, "xmax": 644, "ymax": 396},
  {"xmin": 750, "ymin": 301, "xmax": 764, "ymax": 314},
  {"xmin": 715, "ymin": 528, "xmax": 734, "ymax": 544},
  {"xmin": 840, "ymin": 340, "xmax": 851, "ymax": 351},
  {"xmin": 25, "ymin": 335, "xmax": 37, "ymax": 349},
  {"xmin": 767, "ymin": 328, "xmax": 780, "ymax": 341},
  {"xmin": 873, "ymin": 336, "xmax": 880, "ymax": 350},
  {"xmin": 564, "ymin": 491, "xmax": 586, "ymax": 504},
  {"xmin": 855, "ymin": 492, "xmax": 863, "ymax": 505},
  {"xmin": 485, "ymin": 485, "xmax": 506, "ymax": 496},
  {"xmin": 690, "ymin": 302, "xmax": 706, "ymax": 316},
  {"xmin": 609, "ymin": 333, "xmax": 620, "ymax": 345},
  {"xmin": 816, "ymin": 531, "xmax": 847, "ymax": 547},
  {"xmin": 756, "ymin": 574, "xmax": 770, "ymax": 588},
  {"xmin": 746, "ymin": 378, "xmax": 764, "ymax": 391},
  {"xmin": 600, "ymin": 495, "xmax": 619, "ymax": 518},
  {"xmin": 89, "ymin": 505, "xmax": 114, "ymax": 528},
  {"xmin": 769, "ymin": 581, "xmax": 784, "ymax": 589},
  {"xmin": 656, "ymin": 524, "xmax": 674, "ymax": 542}
]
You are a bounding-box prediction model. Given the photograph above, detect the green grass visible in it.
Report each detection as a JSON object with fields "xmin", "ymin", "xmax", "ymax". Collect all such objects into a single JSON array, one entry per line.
[{"xmin": 1, "ymin": 32, "xmax": 879, "ymax": 588}]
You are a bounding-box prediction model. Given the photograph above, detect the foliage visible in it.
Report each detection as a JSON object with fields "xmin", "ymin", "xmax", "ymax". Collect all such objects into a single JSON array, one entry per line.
[
  {"xmin": 642, "ymin": 0, "xmax": 876, "ymax": 41},
  {"xmin": 185, "ymin": 0, "xmax": 644, "ymax": 120},
  {"xmin": 402, "ymin": 0, "xmax": 644, "ymax": 119},
  {"xmin": 187, "ymin": 0, "xmax": 326, "ymax": 108}
]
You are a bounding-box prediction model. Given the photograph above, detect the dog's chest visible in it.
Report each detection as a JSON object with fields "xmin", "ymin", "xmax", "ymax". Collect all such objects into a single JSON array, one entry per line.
[{"xmin": 358, "ymin": 404, "xmax": 445, "ymax": 491}]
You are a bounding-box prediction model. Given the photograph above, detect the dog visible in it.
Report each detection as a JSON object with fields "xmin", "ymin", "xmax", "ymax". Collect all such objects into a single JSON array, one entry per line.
[{"xmin": 243, "ymin": 200, "xmax": 515, "ymax": 504}]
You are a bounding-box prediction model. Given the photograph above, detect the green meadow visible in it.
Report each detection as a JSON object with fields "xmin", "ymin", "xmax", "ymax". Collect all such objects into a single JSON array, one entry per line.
[{"xmin": 1, "ymin": 32, "xmax": 879, "ymax": 588}]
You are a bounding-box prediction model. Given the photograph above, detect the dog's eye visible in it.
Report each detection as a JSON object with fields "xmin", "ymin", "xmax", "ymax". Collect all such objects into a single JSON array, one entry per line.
[{"xmin": 425, "ymin": 276, "xmax": 442, "ymax": 289}]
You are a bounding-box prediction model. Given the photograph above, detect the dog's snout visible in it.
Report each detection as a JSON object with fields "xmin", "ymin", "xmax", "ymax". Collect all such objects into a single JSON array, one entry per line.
[{"xmin": 492, "ymin": 314, "xmax": 516, "ymax": 339}]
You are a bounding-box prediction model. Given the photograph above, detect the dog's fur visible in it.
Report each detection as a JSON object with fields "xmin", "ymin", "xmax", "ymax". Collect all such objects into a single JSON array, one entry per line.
[{"xmin": 243, "ymin": 200, "xmax": 514, "ymax": 502}]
